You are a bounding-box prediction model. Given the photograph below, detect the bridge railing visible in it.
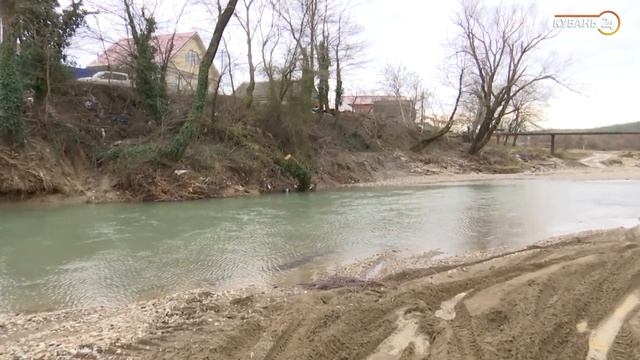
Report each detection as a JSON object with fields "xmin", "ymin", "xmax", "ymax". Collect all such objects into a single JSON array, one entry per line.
[{"xmin": 493, "ymin": 132, "xmax": 640, "ymax": 154}]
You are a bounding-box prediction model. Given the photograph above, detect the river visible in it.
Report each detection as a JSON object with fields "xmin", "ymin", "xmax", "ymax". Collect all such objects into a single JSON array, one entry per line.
[{"xmin": 1, "ymin": 179, "xmax": 639, "ymax": 314}]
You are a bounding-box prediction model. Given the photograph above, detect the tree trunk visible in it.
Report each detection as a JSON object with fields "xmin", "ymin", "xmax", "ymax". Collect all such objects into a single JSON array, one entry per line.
[
  {"xmin": 469, "ymin": 118, "xmax": 501, "ymax": 154},
  {"xmin": 124, "ymin": 0, "xmax": 167, "ymax": 123},
  {"xmin": 397, "ymin": 96, "xmax": 407, "ymax": 123},
  {"xmin": 243, "ymin": 12, "xmax": 255, "ymax": 109},
  {"xmin": 244, "ymin": 54, "xmax": 255, "ymax": 108},
  {"xmin": 44, "ymin": 44, "xmax": 51, "ymax": 122},
  {"xmin": 468, "ymin": 114, "xmax": 491, "ymax": 154},
  {"xmin": 210, "ymin": 73, "xmax": 223, "ymax": 120},
  {"xmin": 0, "ymin": 0, "xmax": 11, "ymax": 41},
  {"xmin": 194, "ymin": 2, "xmax": 236, "ymax": 112},
  {"xmin": 300, "ymin": 54, "xmax": 314, "ymax": 105},
  {"xmin": 411, "ymin": 69, "xmax": 464, "ymax": 152},
  {"xmin": 223, "ymin": 38, "xmax": 236, "ymax": 99},
  {"xmin": 166, "ymin": 0, "xmax": 238, "ymax": 160},
  {"xmin": 333, "ymin": 16, "xmax": 343, "ymax": 114},
  {"xmin": 317, "ymin": 38, "xmax": 330, "ymax": 112},
  {"xmin": 0, "ymin": 0, "xmax": 16, "ymax": 49},
  {"xmin": 334, "ymin": 55, "xmax": 342, "ymax": 112},
  {"xmin": 420, "ymin": 92, "xmax": 425, "ymax": 124},
  {"xmin": 0, "ymin": 0, "xmax": 25, "ymax": 145}
]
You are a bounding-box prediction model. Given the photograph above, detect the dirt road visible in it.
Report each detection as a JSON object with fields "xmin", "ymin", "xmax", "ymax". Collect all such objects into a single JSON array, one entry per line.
[
  {"xmin": 579, "ymin": 152, "xmax": 614, "ymax": 168},
  {"xmin": 4, "ymin": 226, "xmax": 640, "ymax": 359}
]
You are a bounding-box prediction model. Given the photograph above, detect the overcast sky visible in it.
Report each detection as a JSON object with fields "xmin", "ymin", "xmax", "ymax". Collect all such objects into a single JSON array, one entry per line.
[{"xmin": 64, "ymin": 0, "xmax": 639, "ymax": 129}]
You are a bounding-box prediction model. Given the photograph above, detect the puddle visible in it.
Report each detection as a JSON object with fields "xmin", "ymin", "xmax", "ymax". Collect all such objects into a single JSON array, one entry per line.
[
  {"xmin": 435, "ymin": 291, "xmax": 469, "ymax": 321},
  {"xmin": 587, "ymin": 290, "xmax": 640, "ymax": 360},
  {"xmin": 368, "ymin": 309, "xmax": 430, "ymax": 360}
]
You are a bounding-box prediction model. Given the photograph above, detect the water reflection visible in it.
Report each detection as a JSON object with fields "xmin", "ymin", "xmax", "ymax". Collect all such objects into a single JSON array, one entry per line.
[{"xmin": 1, "ymin": 180, "xmax": 639, "ymax": 313}]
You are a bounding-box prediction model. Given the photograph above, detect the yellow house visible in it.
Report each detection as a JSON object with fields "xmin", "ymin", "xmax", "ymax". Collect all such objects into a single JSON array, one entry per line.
[{"xmin": 88, "ymin": 32, "xmax": 219, "ymax": 93}]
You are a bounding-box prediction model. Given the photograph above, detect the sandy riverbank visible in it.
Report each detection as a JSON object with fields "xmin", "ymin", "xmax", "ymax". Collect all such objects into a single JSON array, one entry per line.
[
  {"xmin": 344, "ymin": 162, "xmax": 640, "ymax": 189},
  {"xmin": 3, "ymin": 150, "xmax": 639, "ymax": 207},
  {"xmin": 3, "ymin": 225, "xmax": 640, "ymax": 359},
  {"xmin": 6, "ymin": 165, "xmax": 640, "ymax": 208}
]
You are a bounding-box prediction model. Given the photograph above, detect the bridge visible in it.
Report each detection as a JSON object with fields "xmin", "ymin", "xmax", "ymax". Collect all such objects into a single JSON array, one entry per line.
[{"xmin": 494, "ymin": 131, "xmax": 640, "ymax": 154}]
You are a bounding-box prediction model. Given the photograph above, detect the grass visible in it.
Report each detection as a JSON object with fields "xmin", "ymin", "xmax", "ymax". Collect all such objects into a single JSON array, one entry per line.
[{"xmin": 97, "ymin": 143, "xmax": 163, "ymax": 171}]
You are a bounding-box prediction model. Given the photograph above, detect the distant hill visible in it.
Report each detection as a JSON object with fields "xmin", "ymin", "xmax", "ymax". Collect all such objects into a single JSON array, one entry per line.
[
  {"xmin": 591, "ymin": 121, "xmax": 640, "ymax": 132},
  {"xmin": 526, "ymin": 121, "xmax": 640, "ymax": 151},
  {"xmin": 542, "ymin": 121, "xmax": 640, "ymax": 134}
]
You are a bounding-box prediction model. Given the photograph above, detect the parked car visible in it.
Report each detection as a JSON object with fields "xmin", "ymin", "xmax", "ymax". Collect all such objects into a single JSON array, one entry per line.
[{"xmin": 77, "ymin": 71, "xmax": 132, "ymax": 87}]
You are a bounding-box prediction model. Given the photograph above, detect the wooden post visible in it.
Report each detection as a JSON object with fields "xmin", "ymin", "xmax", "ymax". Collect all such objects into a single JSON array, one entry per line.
[{"xmin": 550, "ymin": 134, "xmax": 556, "ymax": 155}]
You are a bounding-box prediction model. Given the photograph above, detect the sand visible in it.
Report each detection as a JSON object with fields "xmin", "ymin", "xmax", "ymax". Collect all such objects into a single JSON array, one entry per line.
[{"xmin": 4, "ymin": 226, "xmax": 640, "ymax": 359}]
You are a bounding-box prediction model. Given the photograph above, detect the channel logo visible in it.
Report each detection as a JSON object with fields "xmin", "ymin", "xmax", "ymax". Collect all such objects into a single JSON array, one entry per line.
[{"xmin": 553, "ymin": 10, "xmax": 620, "ymax": 36}]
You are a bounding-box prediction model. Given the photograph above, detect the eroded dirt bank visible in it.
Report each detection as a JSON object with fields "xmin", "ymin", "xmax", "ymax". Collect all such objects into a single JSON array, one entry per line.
[
  {"xmin": 6, "ymin": 82, "xmax": 638, "ymax": 204},
  {"xmin": 4, "ymin": 226, "xmax": 640, "ymax": 359}
]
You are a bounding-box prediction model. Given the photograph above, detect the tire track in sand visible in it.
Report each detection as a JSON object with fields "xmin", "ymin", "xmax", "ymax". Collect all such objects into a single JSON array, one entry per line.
[{"xmin": 587, "ymin": 290, "xmax": 640, "ymax": 360}]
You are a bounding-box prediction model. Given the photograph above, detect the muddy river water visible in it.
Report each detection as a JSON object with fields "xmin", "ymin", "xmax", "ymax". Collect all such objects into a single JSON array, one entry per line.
[{"xmin": 1, "ymin": 179, "xmax": 639, "ymax": 313}]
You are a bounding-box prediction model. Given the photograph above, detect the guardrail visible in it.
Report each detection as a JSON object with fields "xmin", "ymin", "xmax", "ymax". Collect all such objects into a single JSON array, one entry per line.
[{"xmin": 494, "ymin": 132, "xmax": 640, "ymax": 154}]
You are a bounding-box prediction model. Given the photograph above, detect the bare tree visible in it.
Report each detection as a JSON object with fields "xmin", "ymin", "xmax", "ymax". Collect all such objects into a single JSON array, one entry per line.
[
  {"xmin": 455, "ymin": 1, "xmax": 560, "ymax": 154},
  {"xmin": 167, "ymin": 0, "xmax": 238, "ymax": 160},
  {"xmin": 379, "ymin": 63, "xmax": 419, "ymax": 124},
  {"xmin": 502, "ymin": 85, "xmax": 546, "ymax": 146},
  {"xmin": 331, "ymin": 4, "xmax": 365, "ymax": 112},
  {"xmin": 332, "ymin": 8, "xmax": 344, "ymax": 112},
  {"xmin": 221, "ymin": 36, "xmax": 237, "ymax": 96},
  {"xmin": 253, "ymin": 0, "xmax": 365, "ymax": 113},
  {"xmin": 411, "ymin": 67, "xmax": 465, "ymax": 151},
  {"xmin": 258, "ymin": 7, "xmax": 282, "ymax": 100},
  {"xmin": 316, "ymin": 0, "xmax": 330, "ymax": 112},
  {"xmin": 258, "ymin": 7, "xmax": 281, "ymax": 97},
  {"xmin": 271, "ymin": 0, "xmax": 314, "ymax": 103},
  {"xmin": 154, "ymin": 1, "xmax": 189, "ymax": 93},
  {"xmin": 234, "ymin": 0, "xmax": 259, "ymax": 108},
  {"xmin": 209, "ymin": 36, "xmax": 234, "ymax": 118},
  {"xmin": 261, "ymin": 0, "xmax": 304, "ymax": 103},
  {"xmin": 122, "ymin": 0, "xmax": 168, "ymax": 122},
  {"xmin": 408, "ymin": 75, "xmax": 423, "ymax": 122}
]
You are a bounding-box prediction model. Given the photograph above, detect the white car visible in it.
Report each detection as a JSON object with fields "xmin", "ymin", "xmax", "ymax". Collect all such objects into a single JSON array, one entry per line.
[{"xmin": 77, "ymin": 71, "xmax": 132, "ymax": 87}]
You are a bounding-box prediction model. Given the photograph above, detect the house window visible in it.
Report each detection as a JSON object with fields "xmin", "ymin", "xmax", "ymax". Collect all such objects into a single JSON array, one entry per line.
[{"xmin": 186, "ymin": 50, "xmax": 200, "ymax": 66}]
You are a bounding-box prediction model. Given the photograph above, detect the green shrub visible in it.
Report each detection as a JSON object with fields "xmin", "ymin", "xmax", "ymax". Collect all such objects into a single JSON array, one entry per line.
[
  {"xmin": 97, "ymin": 144, "xmax": 161, "ymax": 171},
  {"xmin": 0, "ymin": 43, "xmax": 26, "ymax": 145},
  {"xmin": 165, "ymin": 119, "xmax": 196, "ymax": 160},
  {"xmin": 276, "ymin": 158, "xmax": 312, "ymax": 191}
]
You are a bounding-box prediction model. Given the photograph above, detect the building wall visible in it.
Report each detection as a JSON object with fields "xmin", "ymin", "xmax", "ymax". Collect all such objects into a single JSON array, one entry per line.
[
  {"xmin": 235, "ymin": 82, "xmax": 272, "ymax": 103},
  {"xmin": 373, "ymin": 100, "xmax": 414, "ymax": 122},
  {"xmin": 165, "ymin": 68, "xmax": 197, "ymax": 93},
  {"xmin": 351, "ymin": 104, "xmax": 373, "ymax": 113},
  {"xmin": 167, "ymin": 37, "xmax": 219, "ymax": 93}
]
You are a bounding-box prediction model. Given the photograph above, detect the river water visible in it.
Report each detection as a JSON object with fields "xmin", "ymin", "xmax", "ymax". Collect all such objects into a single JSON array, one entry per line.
[{"xmin": 1, "ymin": 179, "xmax": 639, "ymax": 313}]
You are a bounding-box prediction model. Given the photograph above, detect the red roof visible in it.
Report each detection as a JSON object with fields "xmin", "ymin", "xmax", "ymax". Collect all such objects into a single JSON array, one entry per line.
[
  {"xmin": 89, "ymin": 32, "xmax": 199, "ymax": 67},
  {"xmin": 343, "ymin": 95, "xmax": 409, "ymax": 105}
]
